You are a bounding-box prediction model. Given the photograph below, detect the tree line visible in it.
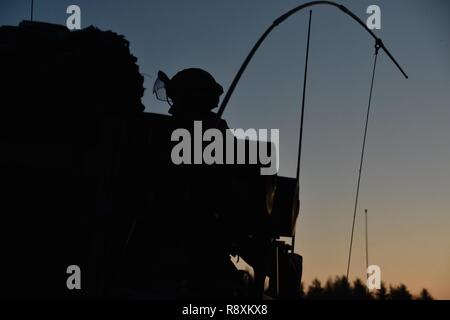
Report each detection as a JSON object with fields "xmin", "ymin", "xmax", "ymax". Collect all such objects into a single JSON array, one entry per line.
[{"xmin": 298, "ymin": 276, "xmax": 433, "ymax": 300}]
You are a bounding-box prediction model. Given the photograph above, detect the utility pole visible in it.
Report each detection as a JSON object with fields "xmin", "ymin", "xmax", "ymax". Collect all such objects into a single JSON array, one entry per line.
[{"xmin": 365, "ymin": 209, "xmax": 369, "ymax": 270}]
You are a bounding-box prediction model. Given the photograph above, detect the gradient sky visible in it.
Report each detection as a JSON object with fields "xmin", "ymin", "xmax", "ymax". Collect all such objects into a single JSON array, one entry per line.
[{"xmin": 1, "ymin": 0, "xmax": 449, "ymax": 299}]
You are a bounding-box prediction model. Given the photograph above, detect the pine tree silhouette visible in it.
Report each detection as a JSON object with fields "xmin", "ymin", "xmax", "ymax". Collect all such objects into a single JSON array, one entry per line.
[
  {"xmin": 303, "ymin": 277, "xmax": 430, "ymax": 300},
  {"xmin": 418, "ymin": 288, "xmax": 433, "ymax": 300}
]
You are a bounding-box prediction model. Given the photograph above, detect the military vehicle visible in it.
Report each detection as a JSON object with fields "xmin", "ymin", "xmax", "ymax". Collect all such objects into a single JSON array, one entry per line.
[{"xmin": 0, "ymin": 21, "xmax": 301, "ymax": 299}]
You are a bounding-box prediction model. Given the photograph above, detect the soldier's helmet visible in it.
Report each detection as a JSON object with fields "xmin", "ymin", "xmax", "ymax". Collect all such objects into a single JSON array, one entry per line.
[{"xmin": 153, "ymin": 68, "xmax": 224, "ymax": 116}]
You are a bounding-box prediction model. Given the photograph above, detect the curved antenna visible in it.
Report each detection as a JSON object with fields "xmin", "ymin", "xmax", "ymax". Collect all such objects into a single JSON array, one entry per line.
[{"xmin": 216, "ymin": 0, "xmax": 408, "ymax": 120}]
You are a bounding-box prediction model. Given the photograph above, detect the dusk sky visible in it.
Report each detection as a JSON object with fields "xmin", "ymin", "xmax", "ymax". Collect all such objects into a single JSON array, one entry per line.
[{"xmin": 1, "ymin": 0, "xmax": 449, "ymax": 299}]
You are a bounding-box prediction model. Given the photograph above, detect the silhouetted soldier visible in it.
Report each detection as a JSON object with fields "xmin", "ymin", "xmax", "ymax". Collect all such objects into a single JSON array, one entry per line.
[
  {"xmin": 154, "ymin": 68, "xmax": 228, "ymax": 129},
  {"xmin": 122, "ymin": 68, "xmax": 246, "ymax": 299},
  {"xmin": 166, "ymin": 68, "xmax": 242, "ymax": 298}
]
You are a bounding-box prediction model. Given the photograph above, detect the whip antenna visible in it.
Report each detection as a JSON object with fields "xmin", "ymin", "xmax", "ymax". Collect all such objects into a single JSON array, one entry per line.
[
  {"xmin": 30, "ymin": 0, "xmax": 34, "ymax": 21},
  {"xmin": 365, "ymin": 209, "xmax": 369, "ymax": 271},
  {"xmin": 292, "ymin": 10, "xmax": 313, "ymax": 252},
  {"xmin": 346, "ymin": 41, "xmax": 380, "ymax": 279}
]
